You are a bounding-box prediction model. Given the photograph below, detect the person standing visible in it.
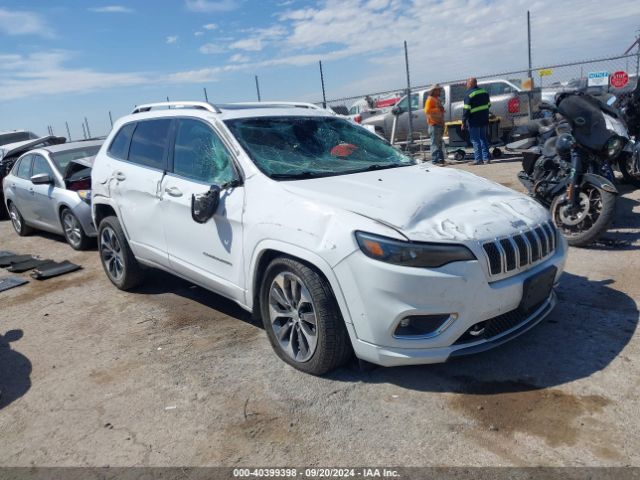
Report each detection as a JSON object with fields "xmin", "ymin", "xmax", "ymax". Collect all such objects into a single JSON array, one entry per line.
[
  {"xmin": 462, "ymin": 78, "xmax": 491, "ymax": 165},
  {"xmin": 424, "ymin": 84, "xmax": 445, "ymax": 164}
]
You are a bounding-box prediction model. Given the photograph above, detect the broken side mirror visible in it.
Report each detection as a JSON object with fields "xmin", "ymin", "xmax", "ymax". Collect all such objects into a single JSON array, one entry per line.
[
  {"xmin": 391, "ymin": 106, "xmax": 402, "ymax": 115},
  {"xmin": 30, "ymin": 173, "xmax": 53, "ymax": 185},
  {"xmin": 191, "ymin": 185, "xmax": 221, "ymax": 224}
]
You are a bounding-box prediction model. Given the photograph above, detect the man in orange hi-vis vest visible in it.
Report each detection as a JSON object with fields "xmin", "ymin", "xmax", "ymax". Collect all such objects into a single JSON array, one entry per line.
[{"xmin": 424, "ymin": 84, "xmax": 445, "ymax": 164}]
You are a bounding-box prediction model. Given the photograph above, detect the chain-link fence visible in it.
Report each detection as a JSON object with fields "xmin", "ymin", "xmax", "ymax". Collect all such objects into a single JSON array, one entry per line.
[{"xmin": 320, "ymin": 53, "xmax": 640, "ymax": 117}]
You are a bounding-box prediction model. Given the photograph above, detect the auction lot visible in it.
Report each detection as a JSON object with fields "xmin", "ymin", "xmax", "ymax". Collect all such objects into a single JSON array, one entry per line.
[{"xmin": 1, "ymin": 159, "xmax": 639, "ymax": 467}]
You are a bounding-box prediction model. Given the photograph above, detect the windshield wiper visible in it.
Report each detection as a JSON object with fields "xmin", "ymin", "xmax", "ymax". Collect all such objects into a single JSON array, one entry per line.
[
  {"xmin": 345, "ymin": 163, "xmax": 405, "ymax": 174},
  {"xmin": 269, "ymin": 171, "xmax": 325, "ymax": 180}
]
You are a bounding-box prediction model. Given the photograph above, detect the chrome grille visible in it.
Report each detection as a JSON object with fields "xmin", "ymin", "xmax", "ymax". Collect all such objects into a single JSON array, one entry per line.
[{"xmin": 482, "ymin": 222, "xmax": 557, "ymax": 278}]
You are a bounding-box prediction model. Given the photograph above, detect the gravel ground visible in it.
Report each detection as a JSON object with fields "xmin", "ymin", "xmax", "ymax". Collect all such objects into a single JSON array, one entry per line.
[{"xmin": 0, "ymin": 158, "xmax": 639, "ymax": 467}]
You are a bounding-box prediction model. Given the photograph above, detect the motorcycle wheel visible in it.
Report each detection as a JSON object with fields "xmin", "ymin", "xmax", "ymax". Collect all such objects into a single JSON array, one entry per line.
[
  {"xmin": 619, "ymin": 152, "xmax": 640, "ymax": 187},
  {"xmin": 550, "ymin": 184, "xmax": 616, "ymax": 247}
]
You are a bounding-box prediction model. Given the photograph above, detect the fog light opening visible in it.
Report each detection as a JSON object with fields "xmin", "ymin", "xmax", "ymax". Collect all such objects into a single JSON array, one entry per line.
[{"xmin": 394, "ymin": 314, "xmax": 453, "ymax": 337}]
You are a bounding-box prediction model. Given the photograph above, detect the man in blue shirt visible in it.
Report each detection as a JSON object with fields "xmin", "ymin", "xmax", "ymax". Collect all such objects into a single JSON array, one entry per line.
[{"xmin": 462, "ymin": 78, "xmax": 491, "ymax": 165}]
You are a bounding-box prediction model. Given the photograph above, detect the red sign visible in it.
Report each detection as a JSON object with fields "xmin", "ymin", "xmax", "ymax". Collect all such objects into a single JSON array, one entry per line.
[{"xmin": 611, "ymin": 71, "xmax": 629, "ymax": 89}]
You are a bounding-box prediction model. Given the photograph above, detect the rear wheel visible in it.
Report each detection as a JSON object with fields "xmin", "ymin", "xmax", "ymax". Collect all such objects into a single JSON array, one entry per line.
[
  {"xmin": 8, "ymin": 202, "xmax": 33, "ymax": 236},
  {"xmin": 61, "ymin": 208, "xmax": 92, "ymax": 250},
  {"xmin": 619, "ymin": 151, "xmax": 640, "ymax": 187},
  {"xmin": 259, "ymin": 257, "xmax": 351, "ymax": 375},
  {"xmin": 98, "ymin": 216, "xmax": 144, "ymax": 290},
  {"xmin": 454, "ymin": 149, "xmax": 466, "ymax": 161},
  {"xmin": 550, "ymin": 184, "xmax": 617, "ymax": 247}
]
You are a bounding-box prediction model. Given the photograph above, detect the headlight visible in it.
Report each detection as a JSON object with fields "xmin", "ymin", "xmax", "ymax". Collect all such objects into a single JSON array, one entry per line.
[
  {"xmin": 605, "ymin": 136, "xmax": 624, "ymax": 158},
  {"xmin": 355, "ymin": 231, "xmax": 476, "ymax": 268},
  {"xmin": 77, "ymin": 190, "xmax": 92, "ymax": 204}
]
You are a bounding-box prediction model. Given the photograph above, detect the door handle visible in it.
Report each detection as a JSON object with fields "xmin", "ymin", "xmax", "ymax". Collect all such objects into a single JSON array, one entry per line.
[
  {"xmin": 29, "ymin": 188, "xmax": 35, "ymax": 195},
  {"xmin": 114, "ymin": 171, "xmax": 126, "ymax": 181},
  {"xmin": 165, "ymin": 186, "xmax": 183, "ymax": 197}
]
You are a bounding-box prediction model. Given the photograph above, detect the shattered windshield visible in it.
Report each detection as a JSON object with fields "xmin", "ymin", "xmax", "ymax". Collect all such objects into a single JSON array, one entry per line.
[{"xmin": 224, "ymin": 116, "xmax": 415, "ymax": 179}]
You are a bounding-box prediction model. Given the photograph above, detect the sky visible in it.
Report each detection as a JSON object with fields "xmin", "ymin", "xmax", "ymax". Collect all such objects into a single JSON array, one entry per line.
[{"xmin": 0, "ymin": 0, "xmax": 639, "ymax": 139}]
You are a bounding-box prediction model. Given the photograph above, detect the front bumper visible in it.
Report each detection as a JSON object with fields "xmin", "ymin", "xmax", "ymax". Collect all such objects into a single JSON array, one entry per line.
[{"xmin": 334, "ymin": 240, "xmax": 566, "ymax": 367}]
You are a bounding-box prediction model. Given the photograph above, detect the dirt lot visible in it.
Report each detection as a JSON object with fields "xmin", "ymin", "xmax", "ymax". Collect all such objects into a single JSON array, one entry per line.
[{"xmin": 1, "ymin": 158, "xmax": 639, "ymax": 467}]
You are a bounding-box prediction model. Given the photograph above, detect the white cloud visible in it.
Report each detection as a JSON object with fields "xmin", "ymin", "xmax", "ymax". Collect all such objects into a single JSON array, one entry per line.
[
  {"xmin": 185, "ymin": 0, "xmax": 239, "ymax": 12},
  {"xmin": 0, "ymin": 51, "xmax": 149, "ymax": 101},
  {"xmin": 166, "ymin": 35, "xmax": 179, "ymax": 44},
  {"xmin": 88, "ymin": 5, "xmax": 134, "ymax": 13},
  {"xmin": 229, "ymin": 53, "xmax": 250, "ymax": 63},
  {"xmin": 203, "ymin": 23, "xmax": 218, "ymax": 30},
  {"xmin": 0, "ymin": 8, "xmax": 54, "ymax": 37},
  {"xmin": 194, "ymin": 31, "xmax": 204, "ymax": 36},
  {"xmin": 199, "ymin": 43, "xmax": 225, "ymax": 54},
  {"xmin": 230, "ymin": 25, "xmax": 287, "ymax": 52},
  {"xmin": 230, "ymin": 37, "xmax": 263, "ymax": 51}
]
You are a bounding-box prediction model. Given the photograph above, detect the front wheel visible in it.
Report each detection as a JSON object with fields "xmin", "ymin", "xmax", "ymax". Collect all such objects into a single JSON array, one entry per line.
[
  {"xmin": 550, "ymin": 184, "xmax": 617, "ymax": 247},
  {"xmin": 98, "ymin": 216, "xmax": 144, "ymax": 290},
  {"xmin": 619, "ymin": 151, "xmax": 640, "ymax": 188},
  {"xmin": 259, "ymin": 257, "xmax": 352, "ymax": 375},
  {"xmin": 61, "ymin": 208, "xmax": 92, "ymax": 250}
]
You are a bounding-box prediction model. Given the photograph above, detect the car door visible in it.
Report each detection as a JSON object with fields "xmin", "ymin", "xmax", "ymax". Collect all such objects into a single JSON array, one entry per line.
[
  {"xmin": 9, "ymin": 155, "xmax": 33, "ymax": 217},
  {"xmin": 29, "ymin": 154, "xmax": 60, "ymax": 231},
  {"xmin": 109, "ymin": 119, "xmax": 171, "ymax": 267},
  {"xmin": 449, "ymin": 83, "xmax": 468, "ymax": 123},
  {"xmin": 160, "ymin": 117, "xmax": 245, "ymax": 301}
]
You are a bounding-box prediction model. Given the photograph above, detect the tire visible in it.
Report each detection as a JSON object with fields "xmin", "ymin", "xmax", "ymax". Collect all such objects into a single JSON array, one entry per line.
[
  {"xmin": 259, "ymin": 257, "xmax": 352, "ymax": 375},
  {"xmin": 492, "ymin": 147, "xmax": 502, "ymax": 159},
  {"xmin": 550, "ymin": 184, "xmax": 617, "ymax": 247},
  {"xmin": 97, "ymin": 215, "xmax": 144, "ymax": 290},
  {"xmin": 60, "ymin": 208, "xmax": 92, "ymax": 250},
  {"xmin": 619, "ymin": 152, "xmax": 640, "ymax": 188},
  {"xmin": 454, "ymin": 149, "xmax": 465, "ymax": 161},
  {"xmin": 7, "ymin": 202, "xmax": 33, "ymax": 236}
]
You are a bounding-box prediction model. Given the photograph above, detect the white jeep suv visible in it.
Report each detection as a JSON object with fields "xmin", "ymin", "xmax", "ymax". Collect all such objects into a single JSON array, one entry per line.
[{"xmin": 91, "ymin": 101, "xmax": 567, "ymax": 375}]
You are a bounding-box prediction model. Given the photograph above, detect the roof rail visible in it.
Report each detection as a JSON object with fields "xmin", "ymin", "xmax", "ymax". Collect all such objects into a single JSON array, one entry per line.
[
  {"xmin": 131, "ymin": 101, "xmax": 221, "ymax": 114},
  {"xmin": 220, "ymin": 102, "xmax": 324, "ymax": 110}
]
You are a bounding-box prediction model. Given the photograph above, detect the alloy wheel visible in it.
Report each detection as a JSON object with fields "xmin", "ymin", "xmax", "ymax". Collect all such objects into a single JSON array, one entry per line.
[
  {"xmin": 268, "ymin": 272, "xmax": 318, "ymax": 363},
  {"xmin": 100, "ymin": 226, "xmax": 125, "ymax": 281},
  {"xmin": 62, "ymin": 211, "xmax": 82, "ymax": 247},
  {"xmin": 9, "ymin": 204, "xmax": 22, "ymax": 233}
]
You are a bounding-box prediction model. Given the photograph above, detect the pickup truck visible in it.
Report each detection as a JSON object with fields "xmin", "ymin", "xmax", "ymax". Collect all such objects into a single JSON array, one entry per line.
[{"xmin": 363, "ymin": 79, "xmax": 540, "ymax": 142}]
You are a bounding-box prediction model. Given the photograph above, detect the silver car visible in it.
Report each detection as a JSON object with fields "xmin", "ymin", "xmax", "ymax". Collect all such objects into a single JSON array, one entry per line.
[{"xmin": 2, "ymin": 140, "xmax": 103, "ymax": 250}]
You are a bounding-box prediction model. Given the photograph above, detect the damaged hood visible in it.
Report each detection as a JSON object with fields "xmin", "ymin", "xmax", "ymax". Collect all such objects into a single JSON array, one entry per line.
[{"xmin": 282, "ymin": 164, "xmax": 549, "ymax": 242}]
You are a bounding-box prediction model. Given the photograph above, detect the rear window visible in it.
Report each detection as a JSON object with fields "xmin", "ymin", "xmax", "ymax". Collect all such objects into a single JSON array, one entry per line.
[
  {"xmin": 108, "ymin": 123, "xmax": 136, "ymax": 160},
  {"xmin": 51, "ymin": 146, "xmax": 101, "ymax": 171},
  {"xmin": 128, "ymin": 119, "xmax": 171, "ymax": 169}
]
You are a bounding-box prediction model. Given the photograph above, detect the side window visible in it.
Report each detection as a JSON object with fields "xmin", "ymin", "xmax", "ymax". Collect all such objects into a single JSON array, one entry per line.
[
  {"xmin": 128, "ymin": 119, "xmax": 172, "ymax": 169},
  {"xmin": 486, "ymin": 82, "xmax": 513, "ymax": 96},
  {"xmin": 172, "ymin": 119, "xmax": 235, "ymax": 185},
  {"xmin": 450, "ymin": 84, "xmax": 467, "ymax": 103},
  {"xmin": 409, "ymin": 93, "xmax": 419, "ymax": 110},
  {"xmin": 108, "ymin": 123, "xmax": 136, "ymax": 160},
  {"xmin": 16, "ymin": 156, "xmax": 32, "ymax": 179},
  {"xmin": 32, "ymin": 155, "xmax": 54, "ymax": 177}
]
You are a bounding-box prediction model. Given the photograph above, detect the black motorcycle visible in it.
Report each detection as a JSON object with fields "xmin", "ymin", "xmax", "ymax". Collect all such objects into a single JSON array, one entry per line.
[
  {"xmin": 513, "ymin": 91, "xmax": 622, "ymax": 247},
  {"xmin": 612, "ymin": 81, "xmax": 640, "ymax": 186}
]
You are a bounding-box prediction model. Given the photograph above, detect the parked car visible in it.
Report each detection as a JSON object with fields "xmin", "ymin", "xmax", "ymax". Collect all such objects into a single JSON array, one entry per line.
[
  {"xmin": 3, "ymin": 140, "xmax": 103, "ymax": 249},
  {"xmin": 363, "ymin": 79, "xmax": 540, "ymax": 142},
  {"xmin": 0, "ymin": 135, "xmax": 67, "ymax": 218},
  {"xmin": 0, "ymin": 130, "xmax": 39, "ymax": 146},
  {"xmin": 91, "ymin": 100, "xmax": 567, "ymax": 375}
]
